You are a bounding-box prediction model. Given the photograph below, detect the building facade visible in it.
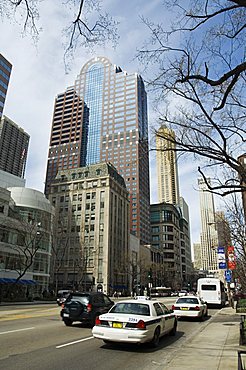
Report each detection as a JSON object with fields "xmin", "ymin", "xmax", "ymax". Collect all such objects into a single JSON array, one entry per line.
[
  {"xmin": 156, "ymin": 126, "xmax": 180, "ymax": 205},
  {"xmin": 45, "ymin": 56, "xmax": 150, "ymax": 245},
  {"xmin": 48, "ymin": 162, "xmax": 129, "ymax": 295},
  {"xmin": 150, "ymin": 202, "xmax": 193, "ymax": 289},
  {"xmin": 0, "ymin": 54, "xmax": 12, "ymax": 118},
  {"xmin": 198, "ymin": 178, "xmax": 218, "ymax": 273},
  {"xmin": 0, "ymin": 116, "xmax": 29, "ymax": 178},
  {"xmin": 0, "ymin": 187, "xmax": 54, "ymax": 299}
]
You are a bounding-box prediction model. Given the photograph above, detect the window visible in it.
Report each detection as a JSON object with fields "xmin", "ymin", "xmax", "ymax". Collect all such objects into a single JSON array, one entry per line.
[
  {"xmin": 152, "ymin": 226, "xmax": 159, "ymax": 233},
  {"xmin": 153, "ymin": 303, "xmax": 164, "ymax": 316}
]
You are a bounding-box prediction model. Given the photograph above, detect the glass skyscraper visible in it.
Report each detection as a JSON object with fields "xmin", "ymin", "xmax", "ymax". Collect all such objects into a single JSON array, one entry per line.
[{"xmin": 45, "ymin": 56, "xmax": 150, "ymax": 244}]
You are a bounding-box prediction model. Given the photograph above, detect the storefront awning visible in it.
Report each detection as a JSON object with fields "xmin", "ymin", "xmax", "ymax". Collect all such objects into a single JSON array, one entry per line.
[{"xmin": 0, "ymin": 278, "xmax": 37, "ymax": 285}]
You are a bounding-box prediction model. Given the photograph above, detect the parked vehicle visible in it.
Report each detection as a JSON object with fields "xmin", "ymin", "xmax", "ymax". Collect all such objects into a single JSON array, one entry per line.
[
  {"xmin": 178, "ymin": 289, "xmax": 188, "ymax": 297},
  {"xmin": 197, "ymin": 277, "xmax": 226, "ymax": 307},
  {"xmin": 56, "ymin": 290, "xmax": 72, "ymax": 306},
  {"xmin": 92, "ymin": 297, "xmax": 177, "ymax": 347},
  {"xmin": 172, "ymin": 295, "xmax": 208, "ymax": 321},
  {"xmin": 150, "ymin": 286, "xmax": 172, "ymax": 297},
  {"xmin": 60, "ymin": 291, "xmax": 114, "ymax": 327}
]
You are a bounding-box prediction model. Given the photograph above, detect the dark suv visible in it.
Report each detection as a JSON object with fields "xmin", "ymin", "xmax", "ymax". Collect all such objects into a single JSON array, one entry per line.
[{"xmin": 60, "ymin": 291, "xmax": 114, "ymax": 327}]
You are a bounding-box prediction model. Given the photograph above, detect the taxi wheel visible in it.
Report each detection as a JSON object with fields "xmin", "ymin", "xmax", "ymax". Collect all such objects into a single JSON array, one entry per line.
[
  {"xmin": 199, "ymin": 312, "xmax": 205, "ymax": 322},
  {"xmin": 151, "ymin": 327, "xmax": 160, "ymax": 347},
  {"xmin": 169, "ymin": 320, "xmax": 177, "ymax": 336},
  {"xmin": 103, "ymin": 340, "xmax": 112, "ymax": 344}
]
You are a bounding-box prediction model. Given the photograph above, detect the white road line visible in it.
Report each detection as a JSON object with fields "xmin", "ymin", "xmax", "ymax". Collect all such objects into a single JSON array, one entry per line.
[
  {"xmin": 56, "ymin": 336, "xmax": 94, "ymax": 349},
  {"xmin": 0, "ymin": 327, "xmax": 35, "ymax": 335}
]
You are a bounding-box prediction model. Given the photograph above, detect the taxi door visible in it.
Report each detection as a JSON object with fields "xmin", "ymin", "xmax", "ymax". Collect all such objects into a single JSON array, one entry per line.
[
  {"xmin": 160, "ymin": 303, "xmax": 174, "ymax": 333},
  {"xmin": 153, "ymin": 303, "xmax": 166, "ymax": 335}
]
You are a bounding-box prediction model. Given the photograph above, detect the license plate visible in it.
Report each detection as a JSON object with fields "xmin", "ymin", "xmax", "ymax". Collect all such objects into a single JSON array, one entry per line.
[
  {"xmin": 112, "ymin": 322, "xmax": 123, "ymax": 328},
  {"xmin": 63, "ymin": 313, "xmax": 69, "ymax": 317},
  {"xmin": 181, "ymin": 307, "xmax": 189, "ymax": 310}
]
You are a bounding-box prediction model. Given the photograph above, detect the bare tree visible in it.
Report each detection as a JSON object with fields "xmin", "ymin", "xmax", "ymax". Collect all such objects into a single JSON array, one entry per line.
[
  {"xmin": 51, "ymin": 218, "xmax": 71, "ymax": 293},
  {"xmin": 1, "ymin": 0, "xmax": 119, "ymax": 69},
  {"xmin": 0, "ymin": 209, "xmax": 43, "ymax": 284},
  {"xmin": 137, "ymin": 1, "xmax": 246, "ymax": 200},
  {"xmin": 222, "ymin": 193, "xmax": 246, "ymax": 287}
]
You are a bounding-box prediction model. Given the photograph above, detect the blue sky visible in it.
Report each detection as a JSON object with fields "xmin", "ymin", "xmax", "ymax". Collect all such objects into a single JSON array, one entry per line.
[{"xmin": 1, "ymin": 0, "xmax": 205, "ymax": 245}]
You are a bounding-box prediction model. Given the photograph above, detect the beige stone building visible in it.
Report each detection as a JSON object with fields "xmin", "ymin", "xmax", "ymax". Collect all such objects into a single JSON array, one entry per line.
[{"xmin": 49, "ymin": 162, "xmax": 129, "ymax": 295}]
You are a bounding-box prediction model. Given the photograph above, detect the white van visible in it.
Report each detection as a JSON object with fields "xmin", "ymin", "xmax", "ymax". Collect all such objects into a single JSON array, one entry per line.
[{"xmin": 197, "ymin": 277, "xmax": 227, "ymax": 307}]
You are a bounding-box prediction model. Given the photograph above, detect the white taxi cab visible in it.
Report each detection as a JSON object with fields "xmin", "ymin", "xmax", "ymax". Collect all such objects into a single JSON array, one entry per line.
[
  {"xmin": 172, "ymin": 295, "xmax": 208, "ymax": 320},
  {"xmin": 92, "ymin": 298, "xmax": 177, "ymax": 347}
]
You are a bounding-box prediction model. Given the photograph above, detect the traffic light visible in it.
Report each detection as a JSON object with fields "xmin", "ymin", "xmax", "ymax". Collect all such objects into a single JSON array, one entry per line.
[{"xmin": 148, "ymin": 268, "xmax": 152, "ymax": 281}]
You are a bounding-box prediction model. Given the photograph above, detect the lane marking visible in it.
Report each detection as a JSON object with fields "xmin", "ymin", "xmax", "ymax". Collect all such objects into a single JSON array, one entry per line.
[
  {"xmin": 56, "ymin": 336, "xmax": 94, "ymax": 349},
  {"xmin": 0, "ymin": 327, "xmax": 35, "ymax": 335}
]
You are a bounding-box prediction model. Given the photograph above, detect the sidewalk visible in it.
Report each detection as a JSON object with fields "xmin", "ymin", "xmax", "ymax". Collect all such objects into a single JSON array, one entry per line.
[{"xmin": 164, "ymin": 306, "xmax": 243, "ymax": 370}]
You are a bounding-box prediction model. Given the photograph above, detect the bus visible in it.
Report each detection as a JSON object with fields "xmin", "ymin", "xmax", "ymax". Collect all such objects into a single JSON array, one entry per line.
[
  {"xmin": 197, "ymin": 277, "xmax": 227, "ymax": 307},
  {"xmin": 150, "ymin": 287, "xmax": 172, "ymax": 297}
]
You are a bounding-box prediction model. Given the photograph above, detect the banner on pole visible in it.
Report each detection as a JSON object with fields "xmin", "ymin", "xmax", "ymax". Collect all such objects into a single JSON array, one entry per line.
[{"xmin": 227, "ymin": 246, "xmax": 236, "ymax": 270}]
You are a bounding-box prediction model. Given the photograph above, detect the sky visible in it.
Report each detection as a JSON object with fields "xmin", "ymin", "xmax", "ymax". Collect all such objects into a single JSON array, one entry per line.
[{"xmin": 1, "ymin": 0, "xmax": 205, "ymax": 245}]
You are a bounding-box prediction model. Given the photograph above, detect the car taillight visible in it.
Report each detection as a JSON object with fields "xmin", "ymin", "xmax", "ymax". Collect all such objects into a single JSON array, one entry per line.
[
  {"xmin": 194, "ymin": 306, "xmax": 200, "ymax": 311},
  {"xmin": 61, "ymin": 303, "xmax": 65, "ymax": 309},
  {"xmin": 87, "ymin": 303, "xmax": 92, "ymax": 312},
  {"xmin": 95, "ymin": 317, "xmax": 101, "ymax": 326},
  {"xmin": 136, "ymin": 320, "xmax": 146, "ymax": 330},
  {"xmin": 172, "ymin": 305, "xmax": 176, "ymax": 310}
]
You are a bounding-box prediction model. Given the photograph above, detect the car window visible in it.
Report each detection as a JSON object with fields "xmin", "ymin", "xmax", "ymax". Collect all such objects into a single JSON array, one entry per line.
[
  {"xmin": 92, "ymin": 294, "xmax": 104, "ymax": 304},
  {"xmin": 177, "ymin": 297, "xmax": 199, "ymax": 304},
  {"xmin": 103, "ymin": 295, "xmax": 112, "ymax": 305},
  {"xmin": 160, "ymin": 303, "xmax": 170, "ymax": 314},
  {"xmin": 67, "ymin": 295, "xmax": 89, "ymax": 304},
  {"xmin": 153, "ymin": 303, "xmax": 164, "ymax": 316},
  {"xmin": 110, "ymin": 303, "xmax": 150, "ymax": 316}
]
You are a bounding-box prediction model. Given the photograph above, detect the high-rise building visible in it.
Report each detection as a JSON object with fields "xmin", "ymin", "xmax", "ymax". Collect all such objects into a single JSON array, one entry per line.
[
  {"xmin": 0, "ymin": 116, "xmax": 29, "ymax": 178},
  {"xmin": 45, "ymin": 56, "xmax": 150, "ymax": 244},
  {"xmin": 156, "ymin": 126, "xmax": 180, "ymax": 205},
  {"xmin": 198, "ymin": 178, "xmax": 218, "ymax": 272},
  {"xmin": 0, "ymin": 54, "xmax": 12, "ymax": 118}
]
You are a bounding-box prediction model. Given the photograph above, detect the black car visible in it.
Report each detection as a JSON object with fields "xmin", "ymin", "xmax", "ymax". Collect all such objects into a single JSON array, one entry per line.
[{"xmin": 60, "ymin": 291, "xmax": 114, "ymax": 327}]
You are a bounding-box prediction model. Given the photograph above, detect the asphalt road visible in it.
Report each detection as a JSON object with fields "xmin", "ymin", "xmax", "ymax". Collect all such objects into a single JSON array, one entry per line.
[{"xmin": 0, "ymin": 299, "xmax": 219, "ymax": 370}]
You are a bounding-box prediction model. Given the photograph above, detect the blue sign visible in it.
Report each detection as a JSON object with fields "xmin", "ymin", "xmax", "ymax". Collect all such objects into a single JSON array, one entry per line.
[
  {"xmin": 219, "ymin": 262, "xmax": 227, "ymax": 269},
  {"xmin": 225, "ymin": 270, "xmax": 232, "ymax": 282},
  {"xmin": 218, "ymin": 246, "xmax": 225, "ymax": 254}
]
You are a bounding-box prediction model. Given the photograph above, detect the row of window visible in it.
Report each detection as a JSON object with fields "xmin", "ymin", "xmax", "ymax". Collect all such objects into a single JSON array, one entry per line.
[{"xmin": 0, "ymin": 59, "xmax": 11, "ymax": 73}]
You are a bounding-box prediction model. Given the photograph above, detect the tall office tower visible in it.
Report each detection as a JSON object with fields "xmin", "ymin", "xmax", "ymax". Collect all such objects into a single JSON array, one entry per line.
[
  {"xmin": 198, "ymin": 178, "xmax": 218, "ymax": 273},
  {"xmin": 45, "ymin": 57, "xmax": 150, "ymax": 244},
  {"xmin": 156, "ymin": 126, "xmax": 180, "ymax": 204},
  {"xmin": 0, "ymin": 116, "xmax": 29, "ymax": 178},
  {"xmin": 44, "ymin": 87, "xmax": 88, "ymax": 194},
  {"xmin": 0, "ymin": 54, "xmax": 12, "ymax": 118}
]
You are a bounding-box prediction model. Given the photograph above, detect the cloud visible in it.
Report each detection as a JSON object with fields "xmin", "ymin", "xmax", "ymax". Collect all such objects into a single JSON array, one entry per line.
[{"xmin": 1, "ymin": 0, "xmax": 201, "ymax": 248}]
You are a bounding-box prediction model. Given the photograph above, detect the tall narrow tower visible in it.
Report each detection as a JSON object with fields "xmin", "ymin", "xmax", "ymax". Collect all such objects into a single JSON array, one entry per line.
[
  {"xmin": 156, "ymin": 126, "xmax": 180, "ymax": 204},
  {"xmin": 198, "ymin": 178, "xmax": 218, "ymax": 273},
  {"xmin": 0, "ymin": 116, "xmax": 29, "ymax": 178},
  {"xmin": 0, "ymin": 53, "xmax": 12, "ymax": 118},
  {"xmin": 45, "ymin": 57, "xmax": 150, "ymax": 244}
]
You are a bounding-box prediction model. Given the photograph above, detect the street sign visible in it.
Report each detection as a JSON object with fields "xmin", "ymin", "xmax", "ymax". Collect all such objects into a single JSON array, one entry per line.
[
  {"xmin": 217, "ymin": 246, "xmax": 225, "ymax": 254},
  {"xmin": 225, "ymin": 270, "xmax": 232, "ymax": 282},
  {"xmin": 217, "ymin": 246, "xmax": 226, "ymax": 269},
  {"xmin": 219, "ymin": 262, "xmax": 227, "ymax": 269}
]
